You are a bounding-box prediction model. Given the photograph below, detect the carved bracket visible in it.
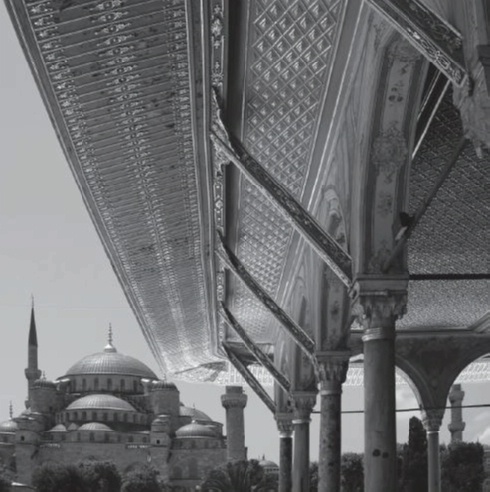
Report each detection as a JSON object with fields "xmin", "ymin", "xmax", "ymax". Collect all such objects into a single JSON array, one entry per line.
[
  {"xmin": 222, "ymin": 343, "xmax": 276, "ymax": 414},
  {"xmin": 210, "ymin": 129, "xmax": 353, "ymax": 287},
  {"xmin": 216, "ymin": 233, "xmax": 317, "ymax": 364},
  {"xmin": 219, "ymin": 303, "xmax": 291, "ymax": 393},
  {"xmin": 366, "ymin": 0, "xmax": 467, "ymax": 86}
]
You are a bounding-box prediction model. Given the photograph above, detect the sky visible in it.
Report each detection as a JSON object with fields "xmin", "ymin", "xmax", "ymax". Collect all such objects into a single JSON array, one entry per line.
[{"xmin": 0, "ymin": 1, "xmax": 488, "ymax": 466}]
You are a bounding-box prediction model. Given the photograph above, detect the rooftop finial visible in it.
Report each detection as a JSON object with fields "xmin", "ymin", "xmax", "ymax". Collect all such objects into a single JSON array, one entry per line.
[
  {"xmin": 104, "ymin": 323, "xmax": 117, "ymax": 353},
  {"xmin": 9, "ymin": 401, "xmax": 13, "ymax": 419},
  {"xmin": 42, "ymin": 371, "xmax": 46, "ymax": 380}
]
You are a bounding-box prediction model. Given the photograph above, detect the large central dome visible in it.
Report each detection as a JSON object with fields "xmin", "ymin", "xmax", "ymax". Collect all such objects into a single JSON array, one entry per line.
[{"xmin": 63, "ymin": 340, "xmax": 157, "ymax": 379}]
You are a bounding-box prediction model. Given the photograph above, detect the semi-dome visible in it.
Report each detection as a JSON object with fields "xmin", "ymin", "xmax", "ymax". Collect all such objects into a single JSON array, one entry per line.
[
  {"xmin": 66, "ymin": 394, "xmax": 136, "ymax": 412},
  {"xmin": 175, "ymin": 422, "xmax": 218, "ymax": 438},
  {"xmin": 79, "ymin": 422, "xmax": 113, "ymax": 432},
  {"xmin": 0, "ymin": 420, "xmax": 18, "ymax": 433},
  {"xmin": 34, "ymin": 378, "xmax": 56, "ymax": 389},
  {"xmin": 179, "ymin": 406, "xmax": 212, "ymax": 421},
  {"xmin": 63, "ymin": 336, "xmax": 157, "ymax": 379}
]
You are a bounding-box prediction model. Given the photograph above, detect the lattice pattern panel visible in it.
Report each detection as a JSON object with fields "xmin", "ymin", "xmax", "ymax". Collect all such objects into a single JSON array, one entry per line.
[
  {"xmin": 9, "ymin": 0, "xmax": 219, "ymax": 375},
  {"xmin": 233, "ymin": 0, "xmax": 345, "ymax": 340},
  {"xmin": 207, "ymin": 360, "xmax": 490, "ymax": 386},
  {"xmin": 409, "ymin": 90, "xmax": 490, "ymax": 274},
  {"xmin": 400, "ymin": 280, "xmax": 489, "ymax": 329}
]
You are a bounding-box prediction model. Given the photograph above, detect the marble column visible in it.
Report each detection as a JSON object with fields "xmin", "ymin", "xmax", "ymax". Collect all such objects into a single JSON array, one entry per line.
[
  {"xmin": 316, "ymin": 352, "xmax": 350, "ymax": 492},
  {"xmin": 352, "ymin": 277, "xmax": 407, "ymax": 492},
  {"xmin": 221, "ymin": 385, "xmax": 248, "ymax": 461},
  {"xmin": 275, "ymin": 412, "xmax": 293, "ymax": 492},
  {"xmin": 291, "ymin": 391, "xmax": 316, "ymax": 492},
  {"xmin": 423, "ymin": 416, "xmax": 443, "ymax": 492}
]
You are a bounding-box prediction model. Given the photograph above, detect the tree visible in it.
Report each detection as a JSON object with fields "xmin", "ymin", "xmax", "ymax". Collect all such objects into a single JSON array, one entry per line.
[
  {"xmin": 200, "ymin": 459, "xmax": 277, "ymax": 492},
  {"xmin": 341, "ymin": 453, "xmax": 364, "ymax": 492},
  {"xmin": 441, "ymin": 441, "xmax": 485, "ymax": 492},
  {"xmin": 77, "ymin": 458, "xmax": 121, "ymax": 492},
  {"xmin": 399, "ymin": 417, "xmax": 428, "ymax": 492},
  {"xmin": 32, "ymin": 462, "xmax": 86, "ymax": 492},
  {"xmin": 309, "ymin": 462, "xmax": 318, "ymax": 491},
  {"xmin": 121, "ymin": 464, "xmax": 162, "ymax": 492}
]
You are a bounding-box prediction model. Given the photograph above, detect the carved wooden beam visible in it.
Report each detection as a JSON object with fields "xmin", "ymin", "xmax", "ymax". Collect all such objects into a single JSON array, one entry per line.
[
  {"xmin": 210, "ymin": 131, "xmax": 352, "ymax": 287},
  {"xmin": 366, "ymin": 0, "xmax": 467, "ymax": 86},
  {"xmin": 222, "ymin": 343, "xmax": 276, "ymax": 414},
  {"xmin": 216, "ymin": 233, "xmax": 316, "ymax": 362},
  {"xmin": 220, "ymin": 303, "xmax": 291, "ymax": 393}
]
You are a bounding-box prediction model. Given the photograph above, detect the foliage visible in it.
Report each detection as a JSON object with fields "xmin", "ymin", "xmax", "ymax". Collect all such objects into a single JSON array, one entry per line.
[
  {"xmin": 121, "ymin": 464, "xmax": 163, "ymax": 492},
  {"xmin": 0, "ymin": 474, "xmax": 11, "ymax": 492},
  {"xmin": 441, "ymin": 441, "xmax": 485, "ymax": 492},
  {"xmin": 77, "ymin": 458, "xmax": 121, "ymax": 492},
  {"xmin": 341, "ymin": 453, "xmax": 364, "ymax": 492},
  {"xmin": 200, "ymin": 459, "xmax": 277, "ymax": 492},
  {"xmin": 32, "ymin": 461, "xmax": 86, "ymax": 492},
  {"xmin": 309, "ymin": 462, "xmax": 318, "ymax": 491}
]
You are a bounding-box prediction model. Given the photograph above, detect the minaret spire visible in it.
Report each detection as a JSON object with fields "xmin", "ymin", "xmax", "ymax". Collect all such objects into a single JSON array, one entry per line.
[
  {"xmin": 9, "ymin": 401, "xmax": 13, "ymax": 419},
  {"xmin": 25, "ymin": 298, "xmax": 41, "ymax": 408}
]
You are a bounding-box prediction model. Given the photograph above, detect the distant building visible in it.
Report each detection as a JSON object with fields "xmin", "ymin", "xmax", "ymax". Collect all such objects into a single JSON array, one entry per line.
[{"xmin": 0, "ymin": 307, "xmax": 237, "ymax": 490}]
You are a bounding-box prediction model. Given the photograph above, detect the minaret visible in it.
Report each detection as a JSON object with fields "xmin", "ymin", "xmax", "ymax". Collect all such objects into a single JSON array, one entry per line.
[
  {"xmin": 25, "ymin": 299, "xmax": 41, "ymax": 408},
  {"xmin": 221, "ymin": 386, "xmax": 248, "ymax": 461},
  {"xmin": 448, "ymin": 384, "xmax": 465, "ymax": 443}
]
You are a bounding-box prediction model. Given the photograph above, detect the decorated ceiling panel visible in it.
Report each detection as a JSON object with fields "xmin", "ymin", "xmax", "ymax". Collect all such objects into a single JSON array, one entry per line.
[
  {"xmin": 7, "ymin": 0, "xmax": 219, "ymax": 376},
  {"xmin": 230, "ymin": 0, "xmax": 346, "ymax": 343}
]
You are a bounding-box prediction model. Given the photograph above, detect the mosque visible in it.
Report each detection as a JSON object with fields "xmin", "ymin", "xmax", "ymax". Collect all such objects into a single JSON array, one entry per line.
[{"xmin": 0, "ymin": 308, "xmax": 248, "ymax": 490}]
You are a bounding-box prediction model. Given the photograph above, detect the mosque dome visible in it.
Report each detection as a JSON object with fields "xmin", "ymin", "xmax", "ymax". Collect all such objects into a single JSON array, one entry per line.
[
  {"xmin": 63, "ymin": 340, "xmax": 157, "ymax": 380},
  {"xmin": 78, "ymin": 422, "xmax": 113, "ymax": 432},
  {"xmin": 259, "ymin": 459, "xmax": 278, "ymax": 469},
  {"xmin": 179, "ymin": 406, "xmax": 212, "ymax": 421},
  {"xmin": 175, "ymin": 422, "xmax": 218, "ymax": 438},
  {"xmin": 33, "ymin": 378, "xmax": 56, "ymax": 389},
  {"xmin": 0, "ymin": 420, "xmax": 18, "ymax": 433},
  {"xmin": 48, "ymin": 424, "xmax": 67, "ymax": 432},
  {"xmin": 66, "ymin": 394, "xmax": 136, "ymax": 412}
]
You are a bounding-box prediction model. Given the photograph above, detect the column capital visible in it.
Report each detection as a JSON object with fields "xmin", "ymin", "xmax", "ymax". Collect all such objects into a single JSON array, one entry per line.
[
  {"xmin": 291, "ymin": 391, "xmax": 317, "ymax": 423},
  {"xmin": 316, "ymin": 351, "xmax": 350, "ymax": 393},
  {"xmin": 422, "ymin": 408, "xmax": 444, "ymax": 432},
  {"xmin": 350, "ymin": 275, "xmax": 408, "ymax": 334},
  {"xmin": 275, "ymin": 412, "xmax": 293, "ymax": 437},
  {"xmin": 221, "ymin": 386, "xmax": 248, "ymax": 409}
]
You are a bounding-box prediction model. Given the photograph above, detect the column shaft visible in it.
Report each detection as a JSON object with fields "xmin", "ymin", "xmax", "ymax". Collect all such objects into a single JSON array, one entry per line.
[
  {"xmin": 364, "ymin": 334, "xmax": 397, "ymax": 492},
  {"xmin": 318, "ymin": 384, "xmax": 342, "ymax": 492},
  {"xmin": 293, "ymin": 420, "xmax": 310, "ymax": 492},
  {"xmin": 427, "ymin": 430, "xmax": 441, "ymax": 492},
  {"xmin": 279, "ymin": 434, "xmax": 293, "ymax": 492}
]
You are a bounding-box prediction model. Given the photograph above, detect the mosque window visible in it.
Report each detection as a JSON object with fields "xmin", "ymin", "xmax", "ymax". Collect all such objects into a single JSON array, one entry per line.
[
  {"xmin": 61, "ymin": 434, "xmax": 66, "ymax": 441},
  {"xmin": 82, "ymin": 411, "xmax": 86, "ymax": 421},
  {"xmin": 94, "ymin": 378, "xmax": 99, "ymax": 391},
  {"xmin": 77, "ymin": 433, "xmax": 81, "ymax": 442},
  {"xmin": 133, "ymin": 380, "xmax": 137, "ymax": 392},
  {"xmin": 128, "ymin": 436, "xmax": 133, "ymax": 443},
  {"xmin": 20, "ymin": 436, "xmax": 25, "ymax": 442},
  {"xmin": 89, "ymin": 432, "xmax": 94, "ymax": 442},
  {"xmin": 103, "ymin": 412, "xmax": 108, "ymax": 422},
  {"xmin": 104, "ymin": 433, "xmax": 109, "ymax": 442},
  {"xmin": 117, "ymin": 434, "xmax": 121, "ymax": 443},
  {"xmin": 123, "ymin": 414, "xmax": 127, "ymax": 423},
  {"xmin": 2, "ymin": 436, "xmax": 6, "ymax": 443},
  {"xmin": 114, "ymin": 413, "xmax": 118, "ymax": 422},
  {"xmin": 74, "ymin": 412, "xmax": 78, "ymax": 420},
  {"xmin": 142, "ymin": 436, "xmax": 147, "ymax": 443},
  {"xmin": 120, "ymin": 379, "xmax": 125, "ymax": 391},
  {"xmin": 107, "ymin": 378, "xmax": 112, "ymax": 391},
  {"xmin": 92, "ymin": 412, "xmax": 97, "ymax": 421},
  {"xmin": 133, "ymin": 415, "xmax": 136, "ymax": 423},
  {"xmin": 82, "ymin": 379, "xmax": 86, "ymax": 391}
]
